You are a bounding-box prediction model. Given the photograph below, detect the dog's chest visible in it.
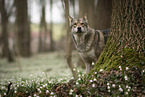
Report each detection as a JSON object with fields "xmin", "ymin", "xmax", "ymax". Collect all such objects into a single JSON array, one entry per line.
[{"xmin": 79, "ymin": 48, "xmax": 96, "ymax": 61}]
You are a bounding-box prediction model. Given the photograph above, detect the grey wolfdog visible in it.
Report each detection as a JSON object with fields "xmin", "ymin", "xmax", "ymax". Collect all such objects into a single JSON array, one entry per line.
[{"xmin": 69, "ymin": 15, "xmax": 109, "ymax": 73}]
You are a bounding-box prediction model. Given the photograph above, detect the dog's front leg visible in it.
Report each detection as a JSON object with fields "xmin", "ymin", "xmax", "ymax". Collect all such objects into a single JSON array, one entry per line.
[{"xmin": 84, "ymin": 60, "xmax": 92, "ymax": 73}]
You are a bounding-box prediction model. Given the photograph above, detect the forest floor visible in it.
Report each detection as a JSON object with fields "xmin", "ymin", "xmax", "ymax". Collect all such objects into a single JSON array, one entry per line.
[
  {"xmin": 0, "ymin": 51, "xmax": 144, "ymax": 96},
  {"xmin": 0, "ymin": 51, "xmax": 81, "ymax": 83}
]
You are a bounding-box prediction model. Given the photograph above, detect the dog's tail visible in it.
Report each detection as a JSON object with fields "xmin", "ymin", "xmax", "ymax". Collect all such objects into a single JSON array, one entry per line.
[{"xmin": 100, "ymin": 29, "xmax": 110, "ymax": 44}]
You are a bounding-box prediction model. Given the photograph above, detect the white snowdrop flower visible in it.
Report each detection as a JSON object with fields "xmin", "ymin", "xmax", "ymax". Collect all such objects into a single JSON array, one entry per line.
[
  {"xmin": 73, "ymin": 68, "xmax": 76, "ymax": 71},
  {"xmin": 127, "ymin": 89, "xmax": 130, "ymax": 92},
  {"xmin": 69, "ymin": 92, "xmax": 72, "ymax": 95},
  {"xmin": 50, "ymin": 92, "xmax": 54, "ymax": 95},
  {"xmin": 99, "ymin": 69, "xmax": 103, "ymax": 72},
  {"xmin": 90, "ymin": 80, "xmax": 93, "ymax": 83},
  {"xmin": 77, "ymin": 70, "xmax": 80, "ymax": 72},
  {"xmin": 143, "ymin": 70, "xmax": 144, "ymax": 73},
  {"xmin": 107, "ymin": 86, "xmax": 110, "ymax": 89},
  {"xmin": 78, "ymin": 78, "xmax": 81, "ymax": 81},
  {"xmin": 92, "ymin": 62, "xmax": 95, "ymax": 65},
  {"xmin": 126, "ymin": 67, "xmax": 129, "ymax": 70},
  {"xmin": 126, "ymin": 85, "xmax": 129, "ymax": 88},
  {"xmin": 70, "ymin": 89, "xmax": 73, "ymax": 93},
  {"xmin": 107, "ymin": 83, "xmax": 110, "ymax": 86},
  {"xmin": 40, "ymin": 86, "xmax": 42, "ymax": 89},
  {"xmin": 125, "ymin": 92, "xmax": 128, "ymax": 95},
  {"xmin": 108, "ymin": 90, "xmax": 110, "ymax": 92},
  {"xmin": 124, "ymin": 76, "xmax": 128, "ymax": 80},
  {"xmin": 78, "ymin": 74, "xmax": 81, "ymax": 77},
  {"xmin": 69, "ymin": 89, "xmax": 73, "ymax": 95},
  {"xmin": 93, "ymin": 78, "xmax": 97, "ymax": 81},
  {"xmin": 46, "ymin": 90, "xmax": 49, "ymax": 93},
  {"xmin": 75, "ymin": 95, "xmax": 79, "ymax": 97},
  {"xmin": 42, "ymin": 72, "xmax": 45, "ymax": 74},
  {"xmin": 17, "ymin": 84, "xmax": 19, "ymax": 87},
  {"xmin": 4, "ymin": 93, "xmax": 6, "ymax": 95},
  {"xmin": 14, "ymin": 90, "xmax": 17, "ymax": 93},
  {"xmin": 38, "ymin": 88, "xmax": 40, "ymax": 91},
  {"xmin": 76, "ymin": 82, "xmax": 79, "ymax": 85},
  {"xmin": 119, "ymin": 88, "xmax": 123, "ymax": 92},
  {"xmin": 34, "ymin": 94, "xmax": 37, "ymax": 96},
  {"xmin": 129, "ymin": 86, "xmax": 131, "ymax": 89},
  {"xmin": 28, "ymin": 96, "xmax": 31, "ymax": 97},
  {"xmin": 30, "ymin": 74, "xmax": 33, "ymax": 77},
  {"xmin": 95, "ymin": 72, "xmax": 97, "ymax": 74},
  {"xmin": 112, "ymin": 84, "xmax": 115, "ymax": 88},
  {"xmin": 118, "ymin": 66, "xmax": 122, "ymax": 70},
  {"xmin": 43, "ymin": 85, "xmax": 45, "ymax": 87},
  {"xmin": 119, "ymin": 85, "xmax": 121, "ymax": 88},
  {"xmin": 39, "ymin": 90, "xmax": 42, "ymax": 93},
  {"xmin": 82, "ymin": 74, "xmax": 84, "ymax": 76},
  {"xmin": 92, "ymin": 84, "xmax": 95, "ymax": 87}
]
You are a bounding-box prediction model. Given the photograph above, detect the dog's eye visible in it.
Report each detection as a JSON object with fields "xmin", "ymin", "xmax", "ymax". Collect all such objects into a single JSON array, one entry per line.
[
  {"xmin": 73, "ymin": 23, "xmax": 77, "ymax": 25},
  {"xmin": 81, "ymin": 23, "xmax": 84, "ymax": 26}
]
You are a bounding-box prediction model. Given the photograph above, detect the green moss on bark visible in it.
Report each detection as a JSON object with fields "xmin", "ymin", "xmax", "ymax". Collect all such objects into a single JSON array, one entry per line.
[{"xmin": 90, "ymin": 48, "xmax": 145, "ymax": 74}]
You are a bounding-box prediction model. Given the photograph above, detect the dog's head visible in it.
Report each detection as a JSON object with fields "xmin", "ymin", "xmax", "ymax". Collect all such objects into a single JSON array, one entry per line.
[{"xmin": 69, "ymin": 14, "xmax": 89, "ymax": 34}]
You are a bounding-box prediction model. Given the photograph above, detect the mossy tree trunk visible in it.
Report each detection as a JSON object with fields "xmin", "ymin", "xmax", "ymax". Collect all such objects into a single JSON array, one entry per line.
[{"xmin": 91, "ymin": 0, "xmax": 145, "ymax": 72}]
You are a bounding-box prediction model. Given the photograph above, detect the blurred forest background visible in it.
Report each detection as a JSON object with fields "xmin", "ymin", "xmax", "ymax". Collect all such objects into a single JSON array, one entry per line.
[{"xmin": 0, "ymin": 0, "xmax": 112, "ymax": 80}]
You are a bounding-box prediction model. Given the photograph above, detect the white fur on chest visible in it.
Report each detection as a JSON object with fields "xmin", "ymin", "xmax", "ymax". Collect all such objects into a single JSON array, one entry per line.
[{"xmin": 79, "ymin": 48, "xmax": 96, "ymax": 61}]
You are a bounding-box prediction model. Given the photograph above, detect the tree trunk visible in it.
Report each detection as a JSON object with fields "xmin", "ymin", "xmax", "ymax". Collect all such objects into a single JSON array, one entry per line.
[
  {"xmin": 89, "ymin": 0, "xmax": 112, "ymax": 29},
  {"xmin": 91, "ymin": 0, "xmax": 145, "ymax": 72},
  {"xmin": 15, "ymin": 0, "xmax": 31, "ymax": 57},
  {"xmin": 79, "ymin": 0, "xmax": 88, "ymax": 18},
  {"xmin": 39, "ymin": 1, "xmax": 48, "ymax": 52},
  {"xmin": 49, "ymin": 0, "xmax": 55, "ymax": 51},
  {"xmin": 79, "ymin": 0, "xmax": 112, "ymax": 30},
  {"xmin": 0, "ymin": 0, "xmax": 14, "ymax": 62},
  {"xmin": 64, "ymin": 0, "xmax": 77, "ymax": 80}
]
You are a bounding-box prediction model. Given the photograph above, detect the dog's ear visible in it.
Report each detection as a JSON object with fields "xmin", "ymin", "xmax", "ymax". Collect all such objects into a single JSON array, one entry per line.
[
  {"xmin": 68, "ymin": 15, "xmax": 73, "ymax": 26},
  {"xmin": 83, "ymin": 13, "xmax": 88, "ymax": 22}
]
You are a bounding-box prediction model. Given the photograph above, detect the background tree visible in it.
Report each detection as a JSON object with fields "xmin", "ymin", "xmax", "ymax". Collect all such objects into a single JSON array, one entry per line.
[
  {"xmin": 0, "ymin": 0, "xmax": 14, "ymax": 62},
  {"xmin": 15, "ymin": 0, "xmax": 31, "ymax": 57},
  {"xmin": 39, "ymin": 0, "xmax": 48, "ymax": 52},
  {"xmin": 49, "ymin": 0, "xmax": 55, "ymax": 51},
  {"xmin": 91, "ymin": 0, "xmax": 145, "ymax": 72},
  {"xmin": 79, "ymin": 0, "xmax": 112, "ymax": 30}
]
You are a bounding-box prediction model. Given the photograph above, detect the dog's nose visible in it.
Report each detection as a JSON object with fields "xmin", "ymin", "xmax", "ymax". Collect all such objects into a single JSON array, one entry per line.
[{"xmin": 77, "ymin": 27, "xmax": 81, "ymax": 31}]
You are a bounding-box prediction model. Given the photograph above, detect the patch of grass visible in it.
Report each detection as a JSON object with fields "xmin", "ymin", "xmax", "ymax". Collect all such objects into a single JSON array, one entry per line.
[{"xmin": 0, "ymin": 51, "xmax": 80, "ymax": 83}]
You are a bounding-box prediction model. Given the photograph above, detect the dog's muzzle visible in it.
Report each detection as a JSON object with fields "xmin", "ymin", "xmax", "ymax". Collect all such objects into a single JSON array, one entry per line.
[{"xmin": 77, "ymin": 27, "xmax": 83, "ymax": 33}]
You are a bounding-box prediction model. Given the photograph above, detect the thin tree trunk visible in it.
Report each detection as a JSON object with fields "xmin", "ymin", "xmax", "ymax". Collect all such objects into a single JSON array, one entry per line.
[
  {"xmin": 49, "ymin": 0, "xmax": 55, "ymax": 51},
  {"xmin": 39, "ymin": 0, "xmax": 48, "ymax": 52},
  {"xmin": 15, "ymin": 0, "xmax": 31, "ymax": 57},
  {"xmin": 0, "ymin": 0, "xmax": 14, "ymax": 62},
  {"xmin": 64, "ymin": 0, "xmax": 77, "ymax": 80}
]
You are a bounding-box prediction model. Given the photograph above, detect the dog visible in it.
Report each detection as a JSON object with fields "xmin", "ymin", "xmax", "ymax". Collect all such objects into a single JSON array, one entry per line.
[{"xmin": 69, "ymin": 15, "xmax": 109, "ymax": 73}]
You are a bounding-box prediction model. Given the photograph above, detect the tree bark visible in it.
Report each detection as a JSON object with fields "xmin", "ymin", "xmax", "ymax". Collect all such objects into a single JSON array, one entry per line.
[
  {"xmin": 0, "ymin": 0, "xmax": 14, "ymax": 62},
  {"xmin": 89, "ymin": 0, "xmax": 112, "ymax": 29},
  {"xmin": 91, "ymin": 0, "xmax": 145, "ymax": 72},
  {"xmin": 39, "ymin": 0, "xmax": 48, "ymax": 52},
  {"xmin": 15, "ymin": 0, "xmax": 31, "ymax": 57},
  {"xmin": 49, "ymin": 0, "xmax": 55, "ymax": 51},
  {"xmin": 64, "ymin": 0, "xmax": 77, "ymax": 80}
]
